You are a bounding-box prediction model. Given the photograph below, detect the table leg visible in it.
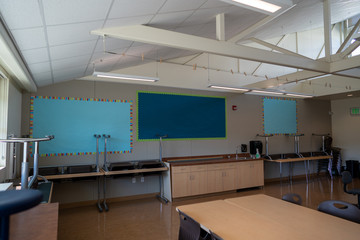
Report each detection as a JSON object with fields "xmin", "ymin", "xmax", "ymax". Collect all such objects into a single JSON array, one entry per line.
[
  {"xmin": 97, "ymin": 176, "xmax": 103, "ymax": 212},
  {"xmin": 304, "ymin": 160, "xmax": 308, "ymax": 184},
  {"xmin": 103, "ymin": 176, "xmax": 109, "ymax": 211}
]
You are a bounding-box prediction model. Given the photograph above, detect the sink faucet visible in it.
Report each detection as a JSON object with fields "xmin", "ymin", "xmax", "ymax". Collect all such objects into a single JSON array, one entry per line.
[{"xmin": 236, "ymin": 145, "xmax": 241, "ymax": 160}]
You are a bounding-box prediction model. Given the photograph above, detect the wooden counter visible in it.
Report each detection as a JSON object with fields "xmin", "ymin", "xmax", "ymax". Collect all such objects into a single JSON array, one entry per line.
[
  {"xmin": 164, "ymin": 154, "xmax": 264, "ymax": 200},
  {"xmin": 10, "ymin": 203, "xmax": 59, "ymax": 240}
]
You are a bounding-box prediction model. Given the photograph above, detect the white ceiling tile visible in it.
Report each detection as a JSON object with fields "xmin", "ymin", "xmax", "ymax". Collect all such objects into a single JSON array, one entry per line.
[
  {"xmin": 49, "ymin": 40, "xmax": 97, "ymax": 60},
  {"xmin": 28, "ymin": 61, "xmax": 51, "ymax": 74},
  {"xmin": 94, "ymin": 38, "xmax": 133, "ymax": 53},
  {"xmin": 47, "ymin": 21, "xmax": 103, "ymax": 46},
  {"xmin": 109, "ymin": 0, "xmax": 165, "ymax": 19},
  {"xmin": 22, "ymin": 48, "xmax": 49, "ymax": 64},
  {"xmin": 105, "ymin": 15, "xmax": 154, "ymax": 28},
  {"xmin": 174, "ymin": 25, "xmax": 204, "ymax": 35},
  {"xmin": 0, "ymin": 0, "xmax": 43, "ymax": 29},
  {"xmin": 200, "ymin": 0, "xmax": 232, "ymax": 9},
  {"xmin": 53, "ymin": 65, "xmax": 87, "ymax": 83},
  {"xmin": 42, "ymin": 0, "xmax": 113, "ymax": 25},
  {"xmin": 149, "ymin": 11, "xmax": 194, "ymax": 27},
  {"xmin": 11, "ymin": 27, "xmax": 47, "ymax": 50},
  {"xmin": 51, "ymin": 55, "xmax": 92, "ymax": 71},
  {"xmin": 181, "ymin": 7, "xmax": 231, "ymax": 26},
  {"xmin": 32, "ymin": 71, "xmax": 53, "ymax": 86},
  {"xmin": 159, "ymin": 0, "xmax": 207, "ymax": 13},
  {"xmin": 125, "ymin": 44, "xmax": 157, "ymax": 60}
]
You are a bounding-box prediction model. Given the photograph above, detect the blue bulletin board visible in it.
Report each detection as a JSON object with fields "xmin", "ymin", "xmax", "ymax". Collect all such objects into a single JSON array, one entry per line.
[
  {"xmin": 137, "ymin": 91, "xmax": 226, "ymax": 141},
  {"xmin": 30, "ymin": 96, "xmax": 133, "ymax": 156},
  {"xmin": 263, "ymin": 97, "xmax": 297, "ymax": 135}
]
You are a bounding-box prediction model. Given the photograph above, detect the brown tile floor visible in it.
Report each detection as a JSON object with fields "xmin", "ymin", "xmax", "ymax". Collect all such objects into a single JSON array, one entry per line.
[{"xmin": 58, "ymin": 175, "xmax": 360, "ymax": 240}]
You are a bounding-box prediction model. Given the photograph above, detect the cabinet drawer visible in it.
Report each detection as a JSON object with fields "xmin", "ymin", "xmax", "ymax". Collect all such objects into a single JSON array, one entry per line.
[
  {"xmin": 172, "ymin": 166, "xmax": 190, "ymax": 173},
  {"xmin": 207, "ymin": 162, "xmax": 237, "ymax": 170},
  {"xmin": 190, "ymin": 165, "xmax": 207, "ymax": 172},
  {"xmin": 207, "ymin": 163, "xmax": 225, "ymax": 170}
]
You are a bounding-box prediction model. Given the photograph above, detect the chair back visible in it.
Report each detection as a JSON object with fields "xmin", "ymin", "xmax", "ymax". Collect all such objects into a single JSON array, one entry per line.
[
  {"xmin": 342, "ymin": 171, "xmax": 353, "ymax": 184},
  {"xmin": 178, "ymin": 210, "xmax": 201, "ymax": 240},
  {"xmin": 282, "ymin": 193, "xmax": 302, "ymax": 205},
  {"xmin": 342, "ymin": 171, "xmax": 353, "ymax": 193},
  {"xmin": 318, "ymin": 200, "xmax": 360, "ymax": 224}
]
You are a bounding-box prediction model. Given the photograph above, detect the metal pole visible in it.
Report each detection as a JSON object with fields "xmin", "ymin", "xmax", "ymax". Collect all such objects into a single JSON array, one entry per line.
[
  {"xmin": 28, "ymin": 141, "xmax": 39, "ymax": 188},
  {"xmin": 94, "ymin": 134, "xmax": 101, "ymax": 172},
  {"xmin": 21, "ymin": 142, "xmax": 28, "ymax": 189},
  {"xmin": 102, "ymin": 135, "xmax": 110, "ymax": 171},
  {"xmin": 265, "ymin": 136, "xmax": 269, "ymax": 156}
]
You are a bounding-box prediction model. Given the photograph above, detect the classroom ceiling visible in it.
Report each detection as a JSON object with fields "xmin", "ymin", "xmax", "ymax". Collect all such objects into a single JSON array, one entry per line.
[{"xmin": 0, "ymin": 0, "xmax": 360, "ymax": 99}]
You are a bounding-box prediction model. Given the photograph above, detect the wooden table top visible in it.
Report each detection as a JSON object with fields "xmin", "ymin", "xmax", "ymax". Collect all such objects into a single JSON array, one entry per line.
[
  {"xmin": 41, "ymin": 169, "xmax": 105, "ymax": 180},
  {"xmin": 265, "ymin": 155, "xmax": 332, "ymax": 163},
  {"xmin": 177, "ymin": 194, "xmax": 360, "ymax": 240},
  {"xmin": 10, "ymin": 202, "xmax": 59, "ymax": 240},
  {"xmin": 104, "ymin": 166, "xmax": 168, "ymax": 176}
]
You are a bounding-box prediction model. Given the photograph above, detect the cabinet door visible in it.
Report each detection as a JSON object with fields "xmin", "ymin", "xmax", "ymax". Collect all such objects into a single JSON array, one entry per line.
[
  {"xmin": 190, "ymin": 171, "xmax": 208, "ymax": 195},
  {"xmin": 207, "ymin": 170, "xmax": 223, "ymax": 193},
  {"xmin": 249, "ymin": 161, "xmax": 264, "ymax": 187},
  {"xmin": 222, "ymin": 168, "xmax": 236, "ymax": 191},
  {"xmin": 237, "ymin": 161, "xmax": 264, "ymax": 189},
  {"xmin": 172, "ymin": 172, "xmax": 190, "ymax": 198}
]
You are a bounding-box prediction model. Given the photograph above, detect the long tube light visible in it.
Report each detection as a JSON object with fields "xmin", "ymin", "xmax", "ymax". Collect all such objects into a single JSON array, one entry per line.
[
  {"xmin": 223, "ymin": 0, "xmax": 282, "ymax": 13},
  {"xmin": 209, "ymin": 85, "xmax": 250, "ymax": 92},
  {"xmin": 209, "ymin": 85, "xmax": 313, "ymax": 98},
  {"xmin": 251, "ymin": 89, "xmax": 284, "ymax": 95},
  {"xmin": 93, "ymin": 71, "xmax": 159, "ymax": 82}
]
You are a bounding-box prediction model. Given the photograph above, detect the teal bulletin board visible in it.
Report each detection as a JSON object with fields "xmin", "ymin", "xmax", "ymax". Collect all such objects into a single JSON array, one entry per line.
[
  {"xmin": 30, "ymin": 96, "xmax": 133, "ymax": 156},
  {"xmin": 137, "ymin": 91, "xmax": 226, "ymax": 141},
  {"xmin": 263, "ymin": 97, "xmax": 297, "ymax": 135}
]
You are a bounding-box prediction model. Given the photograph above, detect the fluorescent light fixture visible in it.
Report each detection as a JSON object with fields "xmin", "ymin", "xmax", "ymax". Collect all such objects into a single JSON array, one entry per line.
[
  {"xmin": 299, "ymin": 74, "xmax": 332, "ymax": 82},
  {"xmin": 93, "ymin": 71, "xmax": 159, "ymax": 82},
  {"xmin": 209, "ymin": 85, "xmax": 249, "ymax": 92},
  {"xmin": 226, "ymin": 0, "xmax": 282, "ymax": 13},
  {"xmin": 285, "ymin": 93, "xmax": 313, "ymax": 98},
  {"xmin": 250, "ymin": 89, "xmax": 284, "ymax": 95},
  {"xmin": 209, "ymin": 85, "xmax": 313, "ymax": 98}
]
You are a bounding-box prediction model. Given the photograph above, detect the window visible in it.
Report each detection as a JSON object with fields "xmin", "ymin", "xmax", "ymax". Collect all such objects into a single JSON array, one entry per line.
[{"xmin": 0, "ymin": 72, "xmax": 9, "ymax": 168}]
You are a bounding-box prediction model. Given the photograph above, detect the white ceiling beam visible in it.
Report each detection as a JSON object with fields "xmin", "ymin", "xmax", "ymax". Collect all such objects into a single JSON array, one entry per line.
[
  {"xmin": 228, "ymin": 4, "xmax": 296, "ymax": 43},
  {"xmin": 336, "ymin": 18, "xmax": 360, "ymax": 53},
  {"xmin": 91, "ymin": 25, "xmax": 329, "ymax": 72},
  {"xmin": 330, "ymin": 54, "xmax": 360, "ymax": 73},
  {"xmin": 0, "ymin": 20, "xmax": 36, "ymax": 92},
  {"xmin": 323, "ymin": 0, "xmax": 332, "ymax": 62},
  {"xmin": 250, "ymin": 37, "xmax": 312, "ymax": 59},
  {"xmin": 216, "ymin": 13, "xmax": 225, "ymax": 41},
  {"xmin": 331, "ymin": 40, "xmax": 360, "ymax": 61}
]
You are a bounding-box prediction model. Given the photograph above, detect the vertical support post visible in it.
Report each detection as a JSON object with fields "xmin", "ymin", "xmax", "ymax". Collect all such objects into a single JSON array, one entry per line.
[
  {"xmin": 216, "ymin": 13, "xmax": 225, "ymax": 41},
  {"xmin": 28, "ymin": 141, "xmax": 39, "ymax": 188},
  {"xmin": 21, "ymin": 142, "xmax": 28, "ymax": 189},
  {"xmin": 265, "ymin": 136, "xmax": 269, "ymax": 156},
  {"xmin": 323, "ymin": 0, "xmax": 332, "ymax": 62}
]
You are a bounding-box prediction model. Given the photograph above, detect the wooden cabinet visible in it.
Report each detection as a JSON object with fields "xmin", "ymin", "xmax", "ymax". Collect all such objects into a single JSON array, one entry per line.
[
  {"xmin": 171, "ymin": 165, "xmax": 208, "ymax": 198},
  {"xmin": 236, "ymin": 160, "xmax": 264, "ymax": 189},
  {"xmin": 189, "ymin": 166, "xmax": 208, "ymax": 195},
  {"xmin": 207, "ymin": 163, "xmax": 236, "ymax": 192},
  {"xmin": 171, "ymin": 160, "xmax": 264, "ymax": 199}
]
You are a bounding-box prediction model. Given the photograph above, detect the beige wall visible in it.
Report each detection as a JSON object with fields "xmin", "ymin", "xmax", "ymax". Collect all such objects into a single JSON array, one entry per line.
[
  {"xmin": 21, "ymin": 80, "xmax": 331, "ymax": 203},
  {"xmin": 331, "ymin": 97, "xmax": 360, "ymax": 163}
]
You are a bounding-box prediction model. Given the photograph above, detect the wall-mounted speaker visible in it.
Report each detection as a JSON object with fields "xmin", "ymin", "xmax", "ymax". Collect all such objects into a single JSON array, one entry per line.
[{"xmin": 249, "ymin": 141, "xmax": 263, "ymax": 155}]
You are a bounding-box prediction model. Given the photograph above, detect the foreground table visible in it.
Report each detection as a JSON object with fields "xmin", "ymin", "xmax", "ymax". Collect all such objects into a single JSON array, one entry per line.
[
  {"xmin": 10, "ymin": 202, "xmax": 58, "ymax": 240},
  {"xmin": 177, "ymin": 194, "xmax": 360, "ymax": 240}
]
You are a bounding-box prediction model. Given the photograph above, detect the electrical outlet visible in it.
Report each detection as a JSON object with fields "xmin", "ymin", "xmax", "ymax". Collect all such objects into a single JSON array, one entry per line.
[
  {"xmin": 141, "ymin": 176, "xmax": 145, "ymax": 182},
  {"xmin": 132, "ymin": 177, "xmax": 136, "ymax": 183}
]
